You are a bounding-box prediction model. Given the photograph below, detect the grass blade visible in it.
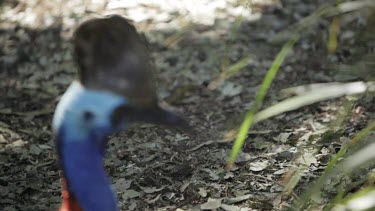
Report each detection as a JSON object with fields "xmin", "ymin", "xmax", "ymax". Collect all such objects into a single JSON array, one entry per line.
[
  {"xmin": 253, "ymin": 81, "xmax": 370, "ymax": 124},
  {"xmin": 226, "ymin": 34, "xmax": 300, "ymax": 169}
]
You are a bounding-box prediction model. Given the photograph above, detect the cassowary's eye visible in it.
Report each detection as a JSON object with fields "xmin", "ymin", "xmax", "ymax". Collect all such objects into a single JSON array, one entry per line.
[{"xmin": 83, "ymin": 111, "xmax": 95, "ymax": 122}]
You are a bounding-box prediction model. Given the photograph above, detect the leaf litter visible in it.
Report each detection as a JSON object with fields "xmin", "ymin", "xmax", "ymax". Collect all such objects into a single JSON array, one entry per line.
[{"xmin": 0, "ymin": 0, "xmax": 374, "ymax": 210}]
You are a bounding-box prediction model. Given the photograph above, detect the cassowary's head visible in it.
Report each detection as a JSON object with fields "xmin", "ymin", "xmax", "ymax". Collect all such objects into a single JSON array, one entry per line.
[{"xmin": 53, "ymin": 15, "xmax": 190, "ymax": 211}]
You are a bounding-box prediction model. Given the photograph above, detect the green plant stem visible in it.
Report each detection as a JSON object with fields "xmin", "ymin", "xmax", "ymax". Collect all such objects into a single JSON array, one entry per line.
[{"xmin": 227, "ymin": 34, "xmax": 300, "ymax": 169}]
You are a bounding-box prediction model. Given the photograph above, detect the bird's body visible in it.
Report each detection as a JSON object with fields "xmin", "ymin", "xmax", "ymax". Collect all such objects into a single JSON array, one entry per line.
[{"xmin": 53, "ymin": 15, "xmax": 190, "ymax": 211}]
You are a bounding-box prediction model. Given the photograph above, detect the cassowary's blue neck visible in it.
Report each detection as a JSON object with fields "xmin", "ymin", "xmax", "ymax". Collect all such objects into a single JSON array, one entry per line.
[{"xmin": 53, "ymin": 81, "xmax": 127, "ymax": 211}]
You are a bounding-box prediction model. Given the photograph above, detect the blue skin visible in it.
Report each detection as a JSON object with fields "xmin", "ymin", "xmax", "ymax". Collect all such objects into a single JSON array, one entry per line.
[{"xmin": 53, "ymin": 81, "xmax": 127, "ymax": 211}]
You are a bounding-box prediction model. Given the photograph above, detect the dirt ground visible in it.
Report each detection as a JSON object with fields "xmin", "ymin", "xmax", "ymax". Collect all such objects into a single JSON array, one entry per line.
[{"xmin": 0, "ymin": 0, "xmax": 374, "ymax": 210}]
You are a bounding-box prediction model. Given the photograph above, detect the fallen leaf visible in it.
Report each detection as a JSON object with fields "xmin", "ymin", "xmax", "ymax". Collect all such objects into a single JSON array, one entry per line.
[
  {"xmin": 114, "ymin": 178, "xmax": 132, "ymax": 192},
  {"xmin": 221, "ymin": 203, "xmax": 250, "ymax": 211},
  {"xmin": 122, "ymin": 189, "xmax": 141, "ymax": 200},
  {"xmin": 218, "ymin": 81, "xmax": 243, "ymax": 97},
  {"xmin": 198, "ymin": 188, "xmax": 208, "ymax": 197},
  {"xmin": 273, "ymin": 132, "xmax": 292, "ymax": 143},
  {"xmin": 249, "ymin": 160, "xmax": 269, "ymax": 172},
  {"xmin": 224, "ymin": 172, "xmax": 234, "ymax": 179},
  {"xmin": 224, "ymin": 194, "xmax": 252, "ymax": 204},
  {"xmin": 144, "ymin": 194, "xmax": 161, "ymax": 204},
  {"xmin": 201, "ymin": 198, "xmax": 222, "ymax": 210},
  {"xmin": 29, "ymin": 145, "xmax": 41, "ymax": 155},
  {"xmin": 297, "ymin": 152, "xmax": 318, "ymax": 166},
  {"xmin": 180, "ymin": 182, "xmax": 190, "ymax": 192},
  {"xmin": 142, "ymin": 186, "xmax": 164, "ymax": 194}
]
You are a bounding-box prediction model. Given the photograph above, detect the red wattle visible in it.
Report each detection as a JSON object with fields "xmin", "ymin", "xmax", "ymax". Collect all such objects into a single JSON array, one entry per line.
[{"xmin": 59, "ymin": 177, "xmax": 82, "ymax": 211}]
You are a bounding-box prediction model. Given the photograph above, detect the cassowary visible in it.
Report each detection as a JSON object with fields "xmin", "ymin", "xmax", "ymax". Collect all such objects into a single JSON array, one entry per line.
[{"xmin": 53, "ymin": 15, "xmax": 189, "ymax": 211}]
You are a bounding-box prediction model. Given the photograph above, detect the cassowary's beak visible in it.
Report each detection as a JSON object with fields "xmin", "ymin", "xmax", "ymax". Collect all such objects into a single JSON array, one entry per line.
[{"xmin": 111, "ymin": 104, "xmax": 193, "ymax": 135}]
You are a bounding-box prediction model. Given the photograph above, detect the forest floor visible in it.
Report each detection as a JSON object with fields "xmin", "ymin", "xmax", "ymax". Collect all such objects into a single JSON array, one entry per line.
[{"xmin": 0, "ymin": 0, "xmax": 374, "ymax": 210}]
